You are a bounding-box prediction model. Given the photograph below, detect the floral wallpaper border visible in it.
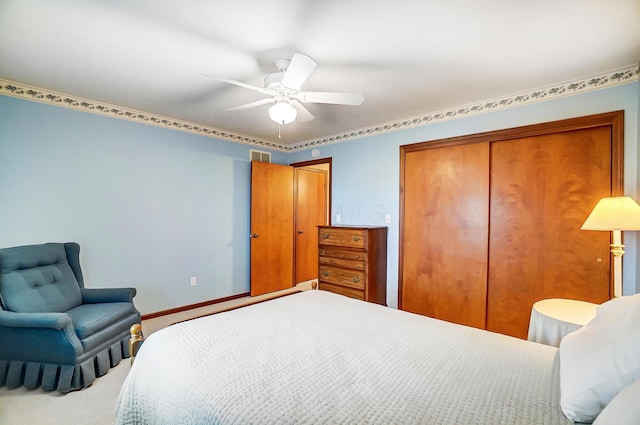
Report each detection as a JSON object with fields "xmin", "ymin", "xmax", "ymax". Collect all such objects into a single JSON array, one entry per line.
[
  {"xmin": 292, "ymin": 64, "xmax": 639, "ymax": 151},
  {"xmin": 0, "ymin": 80, "xmax": 281, "ymax": 151},
  {"xmin": 1, "ymin": 63, "xmax": 637, "ymax": 152}
]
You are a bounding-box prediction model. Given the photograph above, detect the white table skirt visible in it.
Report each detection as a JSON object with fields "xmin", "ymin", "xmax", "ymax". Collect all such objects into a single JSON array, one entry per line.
[{"xmin": 527, "ymin": 298, "xmax": 598, "ymax": 347}]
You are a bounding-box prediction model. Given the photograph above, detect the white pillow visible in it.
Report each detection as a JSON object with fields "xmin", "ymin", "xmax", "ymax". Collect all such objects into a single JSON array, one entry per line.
[
  {"xmin": 559, "ymin": 293, "xmax": 640, "ymax": 423},
  {"xmin": 593, "ymin": 378, "xmax": 640, "ymax": 425}
]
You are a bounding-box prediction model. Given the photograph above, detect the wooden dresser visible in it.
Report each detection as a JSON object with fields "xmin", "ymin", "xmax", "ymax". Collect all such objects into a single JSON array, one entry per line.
[{"xmin": 317, "ymin": 225, "xmax": 387, "ymax": 305}]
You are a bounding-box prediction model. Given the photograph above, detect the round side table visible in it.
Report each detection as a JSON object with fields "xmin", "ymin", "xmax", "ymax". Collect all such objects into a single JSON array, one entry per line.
[{"xmin": 527, "ymin": 298, "xmax": 598, "ymax": 347}]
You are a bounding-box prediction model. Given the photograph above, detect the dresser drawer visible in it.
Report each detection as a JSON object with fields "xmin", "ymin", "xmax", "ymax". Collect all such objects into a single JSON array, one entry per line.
[
  {"xmin": 318, "ymin": 228, "xmax": 367, "ymax": 248},
  {"xmin": 319, "ymin": 248, "xmax": 366, "ymax": 270},
  {"xmin": 319, "ymin": 265, "xmax": 365, "ymax": 289},
  {"xmin": 319, "ymin": 256, "xmax": 365, "ymax": 270},
  {"xmin": 318, "ymin": 282, "xmax": 365, "ymax": 300},
  {"xmin": 319, "ymin": 247, "xmax": 366, "ymax": 261}
]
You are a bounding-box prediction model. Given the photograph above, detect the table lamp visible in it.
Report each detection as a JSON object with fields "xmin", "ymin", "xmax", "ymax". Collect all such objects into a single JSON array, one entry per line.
[{"xmin": 581, "ymin": 196, "xmax": 640, "ymax": 297}]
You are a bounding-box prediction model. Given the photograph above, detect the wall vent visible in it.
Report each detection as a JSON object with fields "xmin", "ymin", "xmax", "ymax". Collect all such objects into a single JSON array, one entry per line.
[{"xmin": 250, "ymin": 149, "xmax": 271, "ymax": 163}]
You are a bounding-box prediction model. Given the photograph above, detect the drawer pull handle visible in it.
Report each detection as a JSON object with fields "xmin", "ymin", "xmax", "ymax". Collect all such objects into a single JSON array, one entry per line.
[
  {"xmin": 321, "ymin": 251, "xmax": 327, "ymax": 255},
  {"xmin": 353, "ymin": 236, "xmax": 360, "ymax": 242},
  {"xmin": 355, "ymin": 255, "xmax": 360, "ymax": 259},
  {"xmin": 352, "ymin": 277, "xmax": 360, "ymax": 283},
  {"xmin": 322, "ymin": 271, "xmax": 330, "ymax": 277},
  {"xmin": 322, "ymin": 233, "xmax": 330, "ymax": 239}
]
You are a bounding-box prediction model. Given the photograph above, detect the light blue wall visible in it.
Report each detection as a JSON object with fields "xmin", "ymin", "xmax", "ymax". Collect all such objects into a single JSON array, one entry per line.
[
  {"xmin": 637, "ymin": 75, "xmax": 640, "ymax": 293},
  {"xmin": 1, "ymin": 80, "xmax": 638, "ymax": 314},
  {"xmin": 289, "ymin": 81, "xmax": 640, "ymax": 307},
  {"xmin": 0, "ymin": 96, "xmax": 259, "ymax": 314}
]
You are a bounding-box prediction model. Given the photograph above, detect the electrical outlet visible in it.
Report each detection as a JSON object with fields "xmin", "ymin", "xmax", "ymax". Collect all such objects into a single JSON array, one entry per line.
[
  {"xmin": 190, "ymin": 276, "xmax": 197, "ymax": 287},
  {"xmin": 336, "ymin": 214, "xmax": 341, "ymax": 223},
  {"xmin": 385, "ymin": 214, "xmax": 391, "ymax": 224}
]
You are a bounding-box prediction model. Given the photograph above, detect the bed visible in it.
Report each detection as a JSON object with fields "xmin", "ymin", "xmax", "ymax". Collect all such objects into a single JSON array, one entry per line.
[{"xmin": 115, "ymin": 289, "xmax": 640, "ymax": 425}]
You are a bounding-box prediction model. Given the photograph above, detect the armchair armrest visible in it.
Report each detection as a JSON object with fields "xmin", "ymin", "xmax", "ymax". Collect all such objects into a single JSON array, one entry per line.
[
  {"xmin": 0, "ymin": 310, "xmax": 72, "ymax": 330},
  {"xmin": 81, "ymin": 287, "xmax": 137, "ymax": 304},
  {"xmin": 0, "ymin": 310, "xmax": 83, "ymax": 363}
]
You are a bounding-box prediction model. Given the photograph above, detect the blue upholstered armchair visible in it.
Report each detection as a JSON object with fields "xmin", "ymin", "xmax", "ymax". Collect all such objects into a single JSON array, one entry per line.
[{"xmin": 0, "ymin": 242, "xmax": 141, "ymax": 393}]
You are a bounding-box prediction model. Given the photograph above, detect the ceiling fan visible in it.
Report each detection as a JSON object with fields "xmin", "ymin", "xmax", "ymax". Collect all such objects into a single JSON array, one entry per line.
[{"xmin": 204, "ymin": 53, "xmax": 364, "ymax": 126}]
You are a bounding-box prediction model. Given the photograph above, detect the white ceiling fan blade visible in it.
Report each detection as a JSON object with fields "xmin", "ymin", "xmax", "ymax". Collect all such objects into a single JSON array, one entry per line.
[
  {"xmin": 291, "ymin": 101, "xmax": 315, "ymax": 122},
  {"xmin": 201, "ymin": 74, "xmax": 273, "ymax": 96},
  {"xmin": 228, "ymin": 98, "xmax": 275, "ymax": 111},
  {"xmin": 296, "ymin": 91, "xmax": 365, "ymax": 106},
  {"xmin": 281, "ymin": 53, "xmax": 317, "ymax": 90}
]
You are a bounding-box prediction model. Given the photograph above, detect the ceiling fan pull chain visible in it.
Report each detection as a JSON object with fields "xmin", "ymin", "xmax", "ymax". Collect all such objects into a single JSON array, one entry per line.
[{"xmin": 278, "ymin": 124, "xmax": 282, "ymax": 139}]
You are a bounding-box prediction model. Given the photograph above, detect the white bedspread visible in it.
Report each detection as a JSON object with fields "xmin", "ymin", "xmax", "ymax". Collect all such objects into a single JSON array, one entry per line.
[{"xmin": 116, "ymin": 290, "xmax": 571, "ymax": 424}]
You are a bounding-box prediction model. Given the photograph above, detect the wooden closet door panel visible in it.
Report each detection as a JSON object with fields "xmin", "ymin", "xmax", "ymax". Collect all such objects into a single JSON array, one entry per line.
[
  {"xmin": 401, "ymin": 142, "xmax": 489, "ymax": 328},
  {"xmin": 487, "ymin": 126, "xmax": 612, "ymax": 339},
  {"xmin": 295, "ymin": 168, "xmax": 327, "ymax": 283}
]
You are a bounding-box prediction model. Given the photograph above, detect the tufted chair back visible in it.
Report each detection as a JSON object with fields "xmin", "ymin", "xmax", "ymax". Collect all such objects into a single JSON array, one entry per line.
[{"xmin": 0, "ymin": 242, "xmax": 83, "ymax": 313}]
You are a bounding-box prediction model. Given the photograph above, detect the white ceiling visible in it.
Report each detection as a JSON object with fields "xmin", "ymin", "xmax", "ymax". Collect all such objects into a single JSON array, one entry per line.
[{"xmin": 1, "ymin": 0, "xmax": 639, "ymax": 148}]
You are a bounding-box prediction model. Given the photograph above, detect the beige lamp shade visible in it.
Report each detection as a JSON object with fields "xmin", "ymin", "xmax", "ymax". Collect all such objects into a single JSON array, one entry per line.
[{"xmin": 581, "ymin": 196, "xmax": 640, "ymax": 231}]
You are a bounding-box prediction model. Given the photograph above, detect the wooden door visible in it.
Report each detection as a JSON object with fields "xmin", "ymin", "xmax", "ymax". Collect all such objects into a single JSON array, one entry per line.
[
  {"xmin": 399, "ymin": 111, "xmax": 623, "ymax": 339},
  {"xmin": 250, "ymin": 161, "xmax": 294, "ymax": 296},
  {"xmin": 400, "ymin": 142, "xmax": 490, "ymax": 328},
  {"xmin": 486, "ymin": 126, "xmax": 613, "ymax": 338},
  {"xmin": 294, "ymin": 168, "xmax": 327, "ymax": 283}
]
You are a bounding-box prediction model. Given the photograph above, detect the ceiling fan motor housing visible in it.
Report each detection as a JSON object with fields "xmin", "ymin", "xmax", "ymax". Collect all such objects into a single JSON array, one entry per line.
[{"xmin": 264, "ymin": 72, "xmax": 286, "ymax": 90}]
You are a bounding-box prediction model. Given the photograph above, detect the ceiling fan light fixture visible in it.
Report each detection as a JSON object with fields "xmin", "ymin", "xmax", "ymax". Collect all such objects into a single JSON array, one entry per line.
[{"xmin": 269, "ymin": 101, "xmax": 297, "ymax": 125}]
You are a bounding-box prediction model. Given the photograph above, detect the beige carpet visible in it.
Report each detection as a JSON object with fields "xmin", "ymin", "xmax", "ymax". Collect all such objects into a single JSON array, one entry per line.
[
  {"xmin": 0, "ymin": 282, "xmax": 311, "ymax": 425},
  {"xmin": 0, "ymin": 359, "xmax": 132, "ymax": 425}
]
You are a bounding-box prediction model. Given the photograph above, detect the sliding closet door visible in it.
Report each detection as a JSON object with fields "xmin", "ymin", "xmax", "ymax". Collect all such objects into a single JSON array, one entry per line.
[
  {"xmin": 400, "ymin": 142, "xmax": 490, "ymax": 328},
  {"xmin": 486, "ymin": 126, "xmax": 613, "ymax": 338},
  {"xmin": 400, "ymin": 111, "xmax": 622, "ymax": 338}
]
